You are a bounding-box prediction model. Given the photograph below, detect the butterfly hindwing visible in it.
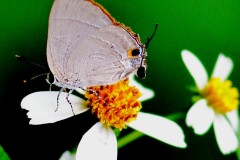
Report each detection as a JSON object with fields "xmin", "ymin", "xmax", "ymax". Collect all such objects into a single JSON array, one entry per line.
[{"xmin": 65, "ymin": 25, "xmax": 142, "ymax": 87}]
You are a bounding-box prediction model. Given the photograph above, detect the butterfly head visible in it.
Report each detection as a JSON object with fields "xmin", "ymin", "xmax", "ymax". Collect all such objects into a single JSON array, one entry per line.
[
  {"xmin": 128, "ymin": 46, "xmax": 147, "ymax": 79},
  {"xmin": 136, "ymin": 24, "xmax": 158, "ymax": 79}
]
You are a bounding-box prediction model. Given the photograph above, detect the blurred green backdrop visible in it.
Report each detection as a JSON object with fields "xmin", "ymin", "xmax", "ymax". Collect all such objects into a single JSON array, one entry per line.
[{"xmin": 0, "ymin": 0, "xmax": 240, "ymax": 159}]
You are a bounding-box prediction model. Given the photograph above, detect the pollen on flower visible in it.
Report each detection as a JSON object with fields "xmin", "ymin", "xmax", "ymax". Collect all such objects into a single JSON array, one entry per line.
[
  {"xmin": 85, "ymin": 78, "xmax": 142, "ymax": 130},
  {"xmin": 201, "ymin": 78, "xmax": 239, "ymax": 113}
]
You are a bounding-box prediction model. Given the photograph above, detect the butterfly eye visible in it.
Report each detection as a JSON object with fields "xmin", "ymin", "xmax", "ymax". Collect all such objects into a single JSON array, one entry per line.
[{"xmin": 128, "ymin": 49, "xmax": 140, "ymax": 57}]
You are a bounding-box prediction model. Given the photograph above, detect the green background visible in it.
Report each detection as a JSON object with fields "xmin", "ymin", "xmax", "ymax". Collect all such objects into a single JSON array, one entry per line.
[{"xmin": 0, "ymin": 0, "xmax": 240, "ymax": 159}]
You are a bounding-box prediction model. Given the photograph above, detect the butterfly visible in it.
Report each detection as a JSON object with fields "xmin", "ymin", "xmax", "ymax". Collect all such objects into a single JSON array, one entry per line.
[{"xmin": 47, "ymin": 0, "xmax": 156, "ymax": 91}]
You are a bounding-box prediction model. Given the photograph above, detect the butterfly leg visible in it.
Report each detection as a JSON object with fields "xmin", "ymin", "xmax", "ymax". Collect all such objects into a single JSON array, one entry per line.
[
  {"xmin": 82, "ymin": 86, "xmax": 108, "ymax": 106},
  {"xmin": 66, "ymin": 89, "xmax": 75, "ymax": 115},
  {"xmin": 45, "ymin": 72, "xmax": 55, "ymax": 91},
  {"xmin": 79, "ymin": 86, "xmax": 101, "ymax": 98},
  {"xmin": 56, "ymin": 87, "xmax": 64, "ymax": 112}
]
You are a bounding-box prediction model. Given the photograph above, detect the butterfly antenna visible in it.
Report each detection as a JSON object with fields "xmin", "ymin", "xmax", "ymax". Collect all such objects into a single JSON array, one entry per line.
[
  {"xmin": 145, "ymin": 23, "xmax": 158, "ymax": 49},
  {"xmin": 15, "ymin": 55, "xmax": 47, "ymax": 70},
  {"xmin": 15, "ymin": 55, "xmax": 52, "ymax": 86},
  {"xmin": 30, "ymin": 72, "xmax": 50, "ymax": 81}
]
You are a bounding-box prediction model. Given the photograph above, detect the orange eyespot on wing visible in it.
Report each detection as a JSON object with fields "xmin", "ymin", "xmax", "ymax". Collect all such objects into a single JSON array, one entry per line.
[{"xmin": 128, "ymin": 49, "xmax": 141, "ymax": 58}]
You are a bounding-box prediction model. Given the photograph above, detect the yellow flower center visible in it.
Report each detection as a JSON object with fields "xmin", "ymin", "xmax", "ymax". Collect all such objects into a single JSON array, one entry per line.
[
  {"xmin": 201, "ymin": 78, "xmax": 239, "ymax": 113},
  {"xmin": 85, "ymin": 79, "xmax": 142, "ymax": 130}
]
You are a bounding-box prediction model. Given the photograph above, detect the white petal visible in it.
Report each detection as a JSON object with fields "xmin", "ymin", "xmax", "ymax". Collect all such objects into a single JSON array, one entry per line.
[
  {"xmin": 76, "ymin": 122, "xmax": 117, "ymax": 160},
  {"xmin": 186, "ymin": 99, "xmax": 214, "ymax": 135},
  {"xmin": 129, "ymin": 75, "xmax": 155, "ymax": 102},
  {"xmin": 21, "ymin": 91, "xmax": 89, "ymax": 125},
  {"xmin": 127, "ymin": 112, "xmax": 187, "ymax": 148},
  {"xmin": 181, "ymin": 50, "xmax": 208, "ymax": 90},
  {"xmin": 213, "ymin": 115, "xmax": 238, "ymax": 155},
  {"xmin": 75, "ymin": 88, "xmax": 85, "ymax": 95},
  {"xmin": 211, "ymin": 53, "xmax": 233, "ymax": 81},
  {"xmin": 59, "ymin": 151, "xmax": 75, "ymax": 160},
  {"xmin": 226, "ymin": 110, "xmax": 239, "ymax": 132}
]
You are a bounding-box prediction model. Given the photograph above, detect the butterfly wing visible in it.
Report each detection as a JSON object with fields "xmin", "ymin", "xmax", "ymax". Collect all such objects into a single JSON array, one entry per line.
[
  {"xmin": 47, "ymin": 0, "xmax": 143, "ymax": 88},
  {"xmin": 47, "ymin": 0, "xmax": 113, "ymax": 82},
  {"xmin": 66, "ymin": 24, "xmax": 143, "ymax": 87}
]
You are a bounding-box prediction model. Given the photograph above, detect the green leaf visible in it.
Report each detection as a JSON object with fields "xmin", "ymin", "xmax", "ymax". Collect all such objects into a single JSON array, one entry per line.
[
  {"xmin": 186, "ymin": 85, "xmax": 198, "ymax": 92},
  {"xmin": 0, "ymin": 145, "xmax": 11, "ymax": 160}
]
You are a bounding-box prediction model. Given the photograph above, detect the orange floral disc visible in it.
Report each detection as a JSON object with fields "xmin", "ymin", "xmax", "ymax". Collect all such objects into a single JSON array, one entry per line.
[{"xmin": 85, "ymin": 78, "xmax": 142, "ymax": 130}]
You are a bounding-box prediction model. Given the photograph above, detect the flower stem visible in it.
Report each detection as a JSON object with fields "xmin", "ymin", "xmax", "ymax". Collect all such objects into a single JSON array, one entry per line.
[
  {"xmin": 117, "ymin": 130, "xmax": 144, "ymax": 148},
  {"xmin": 117, "ymin": 112, "xmax": 185, "ymax": 148},
  {"xmin": 236, "ymin": 119, "xmax": 240, "ymax": 160}
]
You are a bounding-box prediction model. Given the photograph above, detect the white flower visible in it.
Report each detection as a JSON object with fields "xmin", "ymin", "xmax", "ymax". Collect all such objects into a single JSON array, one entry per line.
[
  {"xmin": 21, "ymin": 76, "xmax": 186, "ymax": 160},
  {"xmin": 59, "ymin": 151, "xmax": 75, "ymax": 160},
  {"xmin": 181, "ymin": 50, "xmax": 239, "ymax": 154}
]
